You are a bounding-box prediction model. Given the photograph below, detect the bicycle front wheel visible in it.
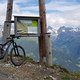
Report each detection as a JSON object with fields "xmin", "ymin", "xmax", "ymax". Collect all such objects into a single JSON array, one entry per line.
[{"xmin": 10, "ymin": 46, "xmax": 26, "ymax": 66}]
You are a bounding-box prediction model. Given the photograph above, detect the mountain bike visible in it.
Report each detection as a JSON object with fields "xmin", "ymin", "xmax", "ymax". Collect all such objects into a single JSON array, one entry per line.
[{"xmin": 0, "ymin": 35, "xmax": 26, "ymax": 66}]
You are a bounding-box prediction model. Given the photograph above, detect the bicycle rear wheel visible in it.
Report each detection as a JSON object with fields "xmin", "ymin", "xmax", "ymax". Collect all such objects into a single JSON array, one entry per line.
[
  {"xmin": 0, "ymin": 47, "xmax": 4, "ymax": 59},
  {"xmin": 10, "ymin": 45, "xmax": 26, "ymax": 66}
]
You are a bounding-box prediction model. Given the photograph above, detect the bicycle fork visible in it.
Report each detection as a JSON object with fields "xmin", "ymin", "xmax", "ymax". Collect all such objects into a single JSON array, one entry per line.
[{"xmin": 13, "ymin": 43, "xmax": 19, "ymax": 56}]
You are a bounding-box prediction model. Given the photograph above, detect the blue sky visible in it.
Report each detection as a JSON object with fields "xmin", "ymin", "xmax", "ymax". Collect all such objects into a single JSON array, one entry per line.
[{"xmin": 0, "ymin": 0, "xmax": 80, "ymax": 29}]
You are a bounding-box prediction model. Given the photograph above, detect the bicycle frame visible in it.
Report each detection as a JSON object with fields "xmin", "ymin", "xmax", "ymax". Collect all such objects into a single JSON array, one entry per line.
[
  {"xmin": 1, "ymin": 38, "xmax": 17, "ymax": 54},
  {"xmin": 0, "ymin": 35, "xmax": 25, "ymax": 66}
]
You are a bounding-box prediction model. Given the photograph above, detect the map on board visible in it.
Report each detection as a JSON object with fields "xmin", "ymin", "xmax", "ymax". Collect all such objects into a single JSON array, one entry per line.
[{"xmin": 16, "ymin": 19, "xmax": 38, "ymax": 34}]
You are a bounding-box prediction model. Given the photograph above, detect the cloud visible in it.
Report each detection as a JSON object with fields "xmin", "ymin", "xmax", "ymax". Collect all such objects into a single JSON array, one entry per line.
[
  {"xmin": 46, "ymin": 1, "xmax": 80, "ymax": 29},
  {"xmin": 0, "ymin": 0, "xmax": 39, "ymax": 23},
  {"xmin": 0, "ymin": 0, "xmax": 80, "ymax": 30},
  {"xmin": 14, "ymin": 0, "xmax": 29, "ymax": 3},
  {"xmin": 46, "ymin": 0, "xmax": 80, "ymax": 12},
  {"xmin": 0, "ymin": 2, "xmax": 7, "ymax": 24},
  {"xmin": 46, "ymin": 10, "xmax": 80, "ymax": 29}
]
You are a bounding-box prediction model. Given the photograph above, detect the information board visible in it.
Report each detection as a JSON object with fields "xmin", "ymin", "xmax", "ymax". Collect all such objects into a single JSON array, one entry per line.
[{"xmin": 14, "ymin": 16, "xmax": 40, "ymax": 37}]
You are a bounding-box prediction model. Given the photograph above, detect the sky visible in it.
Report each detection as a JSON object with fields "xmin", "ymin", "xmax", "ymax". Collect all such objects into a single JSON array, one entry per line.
[{"xmin": 0, "ymin": 0, "xmax": 80, "ymax": 30}]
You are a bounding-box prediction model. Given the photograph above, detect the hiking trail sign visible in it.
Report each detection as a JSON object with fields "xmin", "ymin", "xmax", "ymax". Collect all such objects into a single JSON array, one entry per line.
[{"xmin": 14, "ymin": 16, "xmax": 40, "ymax": 37}]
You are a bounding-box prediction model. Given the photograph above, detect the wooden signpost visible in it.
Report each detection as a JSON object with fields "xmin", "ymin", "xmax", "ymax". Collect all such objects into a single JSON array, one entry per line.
[{"xmin": 2, "ymin": 0, "xmax": 52, "ymax": 66}]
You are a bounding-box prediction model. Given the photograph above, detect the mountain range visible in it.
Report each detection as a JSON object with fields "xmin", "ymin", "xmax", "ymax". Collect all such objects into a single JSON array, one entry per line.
[
  {"xmin": 51, "ymin": 26, "xmax": 80, "ymax": 72},
  {"xmin": 0, "ymin": 26, "xmax": 80, "ymax": 72}
]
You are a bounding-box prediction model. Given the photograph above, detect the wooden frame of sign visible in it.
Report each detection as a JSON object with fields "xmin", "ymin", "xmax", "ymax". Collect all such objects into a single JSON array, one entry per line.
[{"xmin": 14, "ymin": 16, "xmax": 40, "ymax": 37}]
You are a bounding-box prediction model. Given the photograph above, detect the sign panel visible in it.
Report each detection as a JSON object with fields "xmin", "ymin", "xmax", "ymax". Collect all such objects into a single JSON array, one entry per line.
[{"xmin": 14, "ymin": 16, "xmax": 40, "ymax": 37}]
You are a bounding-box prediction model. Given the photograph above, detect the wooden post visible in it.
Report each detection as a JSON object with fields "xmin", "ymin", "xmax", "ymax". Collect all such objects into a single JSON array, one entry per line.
[
  {"xmin": 2, "ymin": 0, "xmax": 13, "ymax": 62},
  {"xmin": 3, "ymin": 0, "xmax": 13, "ymax": 43},
  {"xmin": 38, "ymin": 0, "xmax": 47, "ymax": 62},
  {"xmin": 46, "ymin": 33, "xmax": 52, "ymax": 66}
]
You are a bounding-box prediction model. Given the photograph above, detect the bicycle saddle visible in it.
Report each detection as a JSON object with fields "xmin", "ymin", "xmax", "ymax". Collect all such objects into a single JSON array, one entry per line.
[
  {"xmin": 10, "ymin": 35, "xmax": 21, "ymax": 39},
  {"xmin": 10, "ymin": 35, "xmax": 15, "ymax": 38}
]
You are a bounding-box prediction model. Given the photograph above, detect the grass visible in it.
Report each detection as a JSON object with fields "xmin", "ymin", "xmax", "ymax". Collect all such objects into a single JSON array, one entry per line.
[
  {"xmin": 60, "ymin": 71, "xmax": 80, "ymax": 80},
  {"xmin": 50, "ymin": 64, "xmax": 80, "ymax": 80},
  {"xmin": 25, "ymin": 56, "xmax": 36, "ymax": 63}
]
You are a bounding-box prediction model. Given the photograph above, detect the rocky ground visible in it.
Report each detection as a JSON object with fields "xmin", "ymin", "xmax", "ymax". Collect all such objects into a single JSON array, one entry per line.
[{"xmin": 0, "ymin": 58, "xmax": 80, "ymax": 80}]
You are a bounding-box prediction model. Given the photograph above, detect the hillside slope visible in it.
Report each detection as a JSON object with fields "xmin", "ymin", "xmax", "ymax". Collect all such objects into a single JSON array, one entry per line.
[{"xmin": 0, "ymin": 59, "xmax": 80, "ymax": 80}]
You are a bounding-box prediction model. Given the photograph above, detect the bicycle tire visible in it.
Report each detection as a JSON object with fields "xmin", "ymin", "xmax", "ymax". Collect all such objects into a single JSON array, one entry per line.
[{"xmin": 10, "ymin": 45, "xmax": 26, "ymax": 66}]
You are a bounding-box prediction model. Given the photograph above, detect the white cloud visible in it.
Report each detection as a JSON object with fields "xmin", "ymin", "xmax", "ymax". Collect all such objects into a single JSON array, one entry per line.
[
  {"xmin": 46, "ymin": 1, "xmax": 80, "ymax": 12},
  {"xmin": 0, "ymin": 2, "xmax": 7, "ymax": 24},
  {"xmin": 46, "ymin": 1, "xmax": 80, "ymax": 29},
  {"xmin": 13, "ymin": 3, "xmax": 20, "ymax": 14},
  {"xmin": 14, "ymin": 0, "xmax": 29, "ymax": 3},
  {"xmin": 12, "ymin": 1, "xmax": 39, "ymax": 20},
  {"xmin": 46, "ymin": 14, "xmax": 66, "ymax": 29},
  {"xmin": 0, "ymin": 0, "xmax": 80, "ymax": 30},
  {"xmin": 46, "ymin": 11, "xmax": 80, "ymax": 29}
]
